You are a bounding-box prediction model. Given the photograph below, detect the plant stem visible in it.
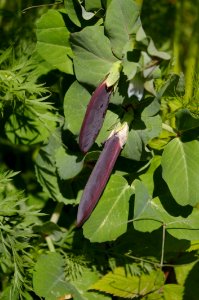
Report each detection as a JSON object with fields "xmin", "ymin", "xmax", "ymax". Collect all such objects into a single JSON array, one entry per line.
[
  {"xmin": 160, "ymin": 223, "xmax": 166, "ymax": 268},
  {"xmin": 50, "ymin": 202, "xmax": 64, "ymax": 224},
  {"xmin": 45, "ymin": 203, "xmax": 63, "ymax": 252},
  {"xmin": 172, "ymin": 1, "xmax": 182, "ymax": 74}
]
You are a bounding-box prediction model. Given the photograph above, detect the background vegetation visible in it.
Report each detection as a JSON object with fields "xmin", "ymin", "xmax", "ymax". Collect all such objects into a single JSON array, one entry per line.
[{"xmin": 0, "ymin": 0, "xmax": 198, "ymax": 299}]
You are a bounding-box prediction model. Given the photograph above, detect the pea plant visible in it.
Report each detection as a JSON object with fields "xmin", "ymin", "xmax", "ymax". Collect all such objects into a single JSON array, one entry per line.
[{"xmin": 0, "ymin": 0, "xmax": 199, "ymax": 299}]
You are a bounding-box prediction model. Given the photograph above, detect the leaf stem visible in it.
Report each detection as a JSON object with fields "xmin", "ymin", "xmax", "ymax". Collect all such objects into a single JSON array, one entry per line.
[
  {"xmin": 45, "ymin": 203, "xmax": 63, "ymax": 252},
  {"xmin": 50, "ymin": 202, "xmax": 64, "ymax": 224},
  {"xmin": 160, "ymin": 223, "xmax": 166, "ymax": 268}
]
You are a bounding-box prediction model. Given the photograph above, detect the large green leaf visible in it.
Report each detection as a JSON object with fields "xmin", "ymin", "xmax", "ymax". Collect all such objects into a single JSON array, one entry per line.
[
  {"xmin": 70, "ymin": 25, "xmax": 117, "ymax": 87},
  {"xmin": 90, "ymin": 267, "xmax": 164, "ymax": 299},
  {"xmin": 33, "ymin": 252, "xmax": 83, "ymax": 300},
  {"xmin": 133, "ymin": 180, "xmax": 199, "ymax": 240},
  {"xmin": 83, "ymin": 175, "xmax": 133, "ymax": 242},
  {"xmin": 36, "ymin": 10, "xmax": 73, "ymax": 74},
  {"xmin": 105, "ymin": 0, "xmax": 140, "ymax": 58},
  {"xmin": 161, "ymin": 138, "xmax": 199, "ymax": 206}
]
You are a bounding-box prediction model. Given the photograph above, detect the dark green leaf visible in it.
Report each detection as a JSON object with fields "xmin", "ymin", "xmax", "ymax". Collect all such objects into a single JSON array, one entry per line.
[
  {"xmin": 70, "ymin": 25, "xmax": 117, "ymax": 87},
  {"xmin": 55, "ymin": 146, "xmax": 84, "ymax": 179},
  {"xmin": 33, "ymin": 252, "xmax": 83, "ymax": 300},
  {"xmin": 175, "ymin": 108, "xmax": 199, "ymax": 131},
  {"xmin": 105, "ymin": 0, "xmax": 140, "ymax": 58},
  {"xmin": 65, "ymin": 0, "xmax": 82, "ymax": 27}
]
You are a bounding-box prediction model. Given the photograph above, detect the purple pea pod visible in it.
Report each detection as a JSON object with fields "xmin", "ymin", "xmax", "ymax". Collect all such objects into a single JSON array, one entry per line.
[
  {"xmin": 79, "ymin": 80, "xmax": 113, "ymax": 153},
  {"xmin": 76, "ymin": 123, "xmax": 129, "ymax": 227}
]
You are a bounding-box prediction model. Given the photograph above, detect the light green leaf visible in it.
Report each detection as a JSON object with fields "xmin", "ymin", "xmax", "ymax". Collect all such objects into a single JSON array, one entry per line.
[
  {"xmin": 33, "ymin": 252, "xmax": 83, "ymax": 300},
  {"xmin": 71, "ymin": 25, "xmax": 117, "ymax": 87},
  {"xmin": 166, "ymin": 209, "xmax": 199, "ymax": 241},
  {"xmin": 147, "ymin": 39, "xmax": 171, "ymax": 60},
  {"xmin": 85, "ymin": 0, "xmax": 102, "ymax": 11},
  {"xmin": 36, "ymin": 10, "xmax": 73, "ymax": 74},
  {"xmin": 96, "ymin": 110, "xmax": 119, "ymax": 146},
  {"xmin": 83, "ymin": 175, "xmax": 133, "ymax": 242},
  {"xmin": 105, "ymin": 0, "xmax": 140, "ymax": 58},
  {"xmin": 106, "ymin": 61, "xmax": 122, "ymax": 87},
  {"xmin": 133, "ymin": 180, "xmax": 161, "ymax": 232},
  {"xmin": 163, "ymin": 284, "xmax": 184, "ymax": 300},
  {"xmin": 90, "ymin": 267, "xmax": 164, "ymax": 298},
  {"xmin": 64, "ymin": 81, "xmax": 91, "ymax": 134},
  {"xmin": 139, "ymin": 156, "xmax": 161, "ymax": 194},
  {"xmin": 55, "ymin": 146, "xmax": 84, "ymax": 180},
  {"xmin": 161, "ymin": 138, "xmax": 199, "ymax": 206}
]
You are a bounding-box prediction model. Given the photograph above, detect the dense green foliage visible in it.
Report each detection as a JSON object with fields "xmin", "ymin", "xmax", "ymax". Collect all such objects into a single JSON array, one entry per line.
[{"xmin": 0, "ymin": 0, "xmax": 199, "ymax": 299}]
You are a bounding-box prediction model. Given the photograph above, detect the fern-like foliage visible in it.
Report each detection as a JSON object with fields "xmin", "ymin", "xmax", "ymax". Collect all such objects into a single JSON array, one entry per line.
[
  {"xmin": 0, "ymin": 47, "xmax": 59, "ymax": 146},
  {"xmin": 0, "ymin": 170, "xmax": 41, "ymax": 299}
]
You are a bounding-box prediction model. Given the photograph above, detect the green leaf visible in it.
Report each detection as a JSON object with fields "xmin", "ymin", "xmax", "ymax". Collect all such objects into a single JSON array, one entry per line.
[
  {"xmin": 139, "ymin": 155, "xmax": 161, "ymax": 194},
  {"xmin": 147, "ymin": 39, "xmax": 171, "ymax": 60},
  {"xmin": 90, "ymin": 267, "xmax": 164, "ymax": 298},
  {"xmin": 133, "ymin": 180, "xmax": 161, "ymax": 232},
  {"xmin": 161, "ymin": 138, "xmax": 199, "ymax": 206},
  {"xmin": 65, "ymin": 0, "xmax": 82, "ymax": 27},
  {"xmin": 175, "ymin": 108, "xmax": 199, "ymax": 131},
  {"xmin": 133, "ymin": 180, "xmax": 199, "ymax": 240},
  {"xmin": 35, "ymin": 131, "xmax": 79, "ymax": 205},
  {"xmin": 55, "ymin": 146, "xmax": 84, "ymax": 180},
  {"xmin": 5, "ymin": 109, "xmax": 56, "ymax": 145},
  {"xmin": 33, "ymin": 252, "xmax": 83, "ymax": 300},
  {"xmin": 83, "ymin": 175, "xmax": 133, "ymax": 242},
  {"xmin": 36, "ymin": 10, "xmax": 73, "ymax": 74},
  {"xmin": 163, "ymin": 284, "xmax": 184, "ymax": 300},
  {"xmin": 70, "ymin": 25, "xmax": 117, "ymax": 87},
  {"xmin": 71, "ymin": 268, "xmax": 111, "ymax": 300},
  {"xmin": 96, "ymin": 110, "xmax": 119, "ymax": 146},
  {"xmin": 64, "ymin": 81, "xmax": 91, "ymax": 134},
  {"xmin": 85, "ymin": 0, "xmax": 102, "ymax": 11},
  {"xmin": 122, "ymin": 114, "xmax": 162, "ymax": 161},
  {"xmin": 105, "ymin": 0, "xmax": 140, "ymax": 59}
]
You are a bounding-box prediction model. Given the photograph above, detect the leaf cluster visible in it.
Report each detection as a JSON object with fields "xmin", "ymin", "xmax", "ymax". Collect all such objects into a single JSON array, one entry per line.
[{"xmin": 0, "ymin": 0, "xmax": 199, "ymax": 300}]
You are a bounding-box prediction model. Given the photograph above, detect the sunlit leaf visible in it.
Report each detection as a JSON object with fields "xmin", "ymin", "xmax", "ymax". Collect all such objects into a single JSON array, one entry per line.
[
  {"xmin": 36, "ymin": 10, "xmax": 73, "ymax": 74},
  {"xmin": 83, "ymin": 175, "xmax": 133, "ymax": 242},
  {"xmin": 90, "ymin": 267, "xmax": 164, "ymax": 298},
  {"xmin": 161, "ymin": 138, "xmax": 199, "ymax": 206},
  {"xmin": 70, "ymin": 25, "xmax": 117, "ymax": 87}
]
